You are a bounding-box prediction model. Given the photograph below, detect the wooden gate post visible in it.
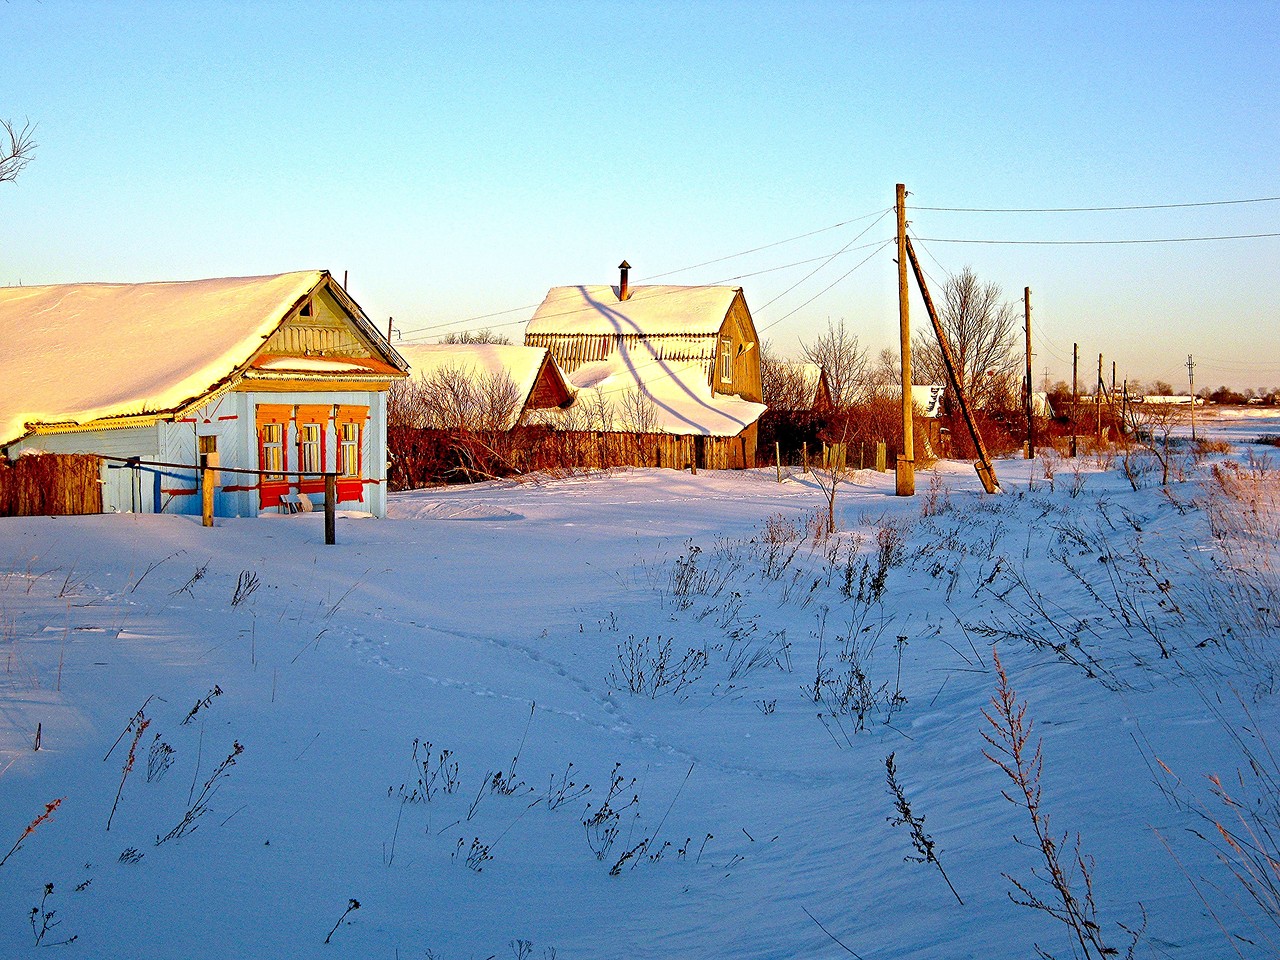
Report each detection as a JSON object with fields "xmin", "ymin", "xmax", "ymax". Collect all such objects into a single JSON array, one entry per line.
[
  {"xmin": 200, "ymin": 452, "xmax": 218, "ymax": 528},
  {"xmin": 324, "ymin": 472, "xmax": 337, "ymax": 545}
]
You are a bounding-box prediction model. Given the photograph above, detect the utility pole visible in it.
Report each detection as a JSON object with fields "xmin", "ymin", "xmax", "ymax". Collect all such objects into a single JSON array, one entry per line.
[
  {"xmin": 1187, "ymin": 354, "xmax": 1197, "ymax": 441},
  {"xmin": 1096, "ymin": 353, "xmax": 1104, "ymax": 441},
  {"xmin": 1070, "ymin": 343, "xmax": 1079, "ymax": 457},
  {"xmin": 1024, "ymin": 287, "xmax": 1034, "ymax": 459},
  {"xmin": 896, "ymin": 184, "xmax": 914, "ymax": 496}
]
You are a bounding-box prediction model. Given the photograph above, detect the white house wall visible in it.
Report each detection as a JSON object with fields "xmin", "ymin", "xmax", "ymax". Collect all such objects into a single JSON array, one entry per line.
[
  {"xmin": 8, "ymin": 390, "xmax": 388, "ymax": 518},
  {"xmin": 159, "ymin": 390, "xmax": 389, "ymax": 518}
]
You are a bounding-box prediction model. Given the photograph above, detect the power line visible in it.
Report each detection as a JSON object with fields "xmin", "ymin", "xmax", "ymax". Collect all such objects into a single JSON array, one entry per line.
[
  {"xmin": 757, "ymin": 239, "xmax": 896, "ymax": 334},
  {"xmin": 642, "ymin": 208, "xmax": 892, "ymax": 281},
  {"xmin": 392, "ymin": 205, "xmax": 892, "ymax": 341},
  {"xmin": 912, "ymin": 232, "xmax": 1280, "ymax": 246},
  {"xmin": 913, "ymin": 196, "xmax": 1280, "ymax": 213},
  {"xmin": 751, "ymin": 209, "xmax": 895, "ymax": 316},
  {"xmin": 393, "ymin": 239, "xmax": 893, "ymax": 347}
]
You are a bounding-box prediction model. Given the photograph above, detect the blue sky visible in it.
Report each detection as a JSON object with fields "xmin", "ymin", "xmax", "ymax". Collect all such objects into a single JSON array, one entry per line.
[{"xmin": 3, "ymin": 0, "xmax": 1278, "ymax": 390}]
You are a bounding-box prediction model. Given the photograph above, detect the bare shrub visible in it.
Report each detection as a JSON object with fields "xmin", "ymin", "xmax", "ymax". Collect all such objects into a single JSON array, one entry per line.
[
  {"xmin": 608, "ymin": 635, "xmax": 708, "ymax": 699},
  {"xmin": 982, "ymin": 648, "xmax": 1145, "ymax": 958}
]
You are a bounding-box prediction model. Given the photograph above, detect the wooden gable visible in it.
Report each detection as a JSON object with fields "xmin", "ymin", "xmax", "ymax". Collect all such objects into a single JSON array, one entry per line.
[
  {"xmin": 260, "ymin": 279, "xmax": 391, "ymax": 363},
  {"xmin": 710, "ymin": 290, "xmax": 762, "ymax": 403}
]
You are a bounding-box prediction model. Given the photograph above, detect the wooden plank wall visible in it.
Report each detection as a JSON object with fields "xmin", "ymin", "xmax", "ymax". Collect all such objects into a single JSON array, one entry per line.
[{"xmin": 0, "ymin": 454, "xmax": 103, "ymax": 517}]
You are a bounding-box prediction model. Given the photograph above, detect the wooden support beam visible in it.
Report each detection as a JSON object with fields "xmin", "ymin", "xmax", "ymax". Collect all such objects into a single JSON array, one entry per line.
[{"xmin": 903, "ymin": 236, "xmax": 1000, "ymax": 494}]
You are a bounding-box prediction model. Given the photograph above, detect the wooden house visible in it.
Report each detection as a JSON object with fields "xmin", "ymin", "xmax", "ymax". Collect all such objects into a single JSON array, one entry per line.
[
  {"xmin": 0, "ymin": 271, "xmax": 408, "ymax": 517},
  {"xmin": 524, "ymin": 263, "xmax": 766, "ymax": 469}
]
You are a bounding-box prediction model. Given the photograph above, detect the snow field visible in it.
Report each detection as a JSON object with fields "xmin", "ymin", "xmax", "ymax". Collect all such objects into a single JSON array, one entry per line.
[{"xmin": 0, "ymin": 419, "xmax": 1278, "ymax": 958}]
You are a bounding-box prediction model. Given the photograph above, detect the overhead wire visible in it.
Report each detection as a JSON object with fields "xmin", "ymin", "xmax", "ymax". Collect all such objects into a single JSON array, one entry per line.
[
  {"xmin": 749, "ymin": 208, "xmax": 895, "ymax": 318},
  {"xmin": 911, "ymin": 232, "xmax": 1280, "ymax": 246},
  {"xmin": 392, "ymin": 239, "xmax": 893, "ymax": 347},
  {"xmin": 566, "ymin": 238, "xmax": 896, "ymax": 396},
  {"xmin": 757, "ymin": 238, "xmax": 896, "ymax": 334},
  {"xmin": 391, "ymin": 205, "xmax": 893, "ymax": 342},
  {"xmin": 912, "ymin": 195, "xmax": 1280, "ymax": 213}
]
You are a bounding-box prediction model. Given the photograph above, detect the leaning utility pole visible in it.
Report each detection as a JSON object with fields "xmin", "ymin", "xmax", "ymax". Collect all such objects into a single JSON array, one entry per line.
[
  {"xmin": 1024, "ymin": 287, "xmax": 1034, "ymax": 459},
  {"xmin": 1187, "ymin": 354, "xmax": 1197, "ymax": 441},
  {"xmin": 896, "ymin": 184, "xmax": 914, "ymax": 496},
  {"xmin": 905, "ymin": 236, "xmax": 999, "ymax": 493}
]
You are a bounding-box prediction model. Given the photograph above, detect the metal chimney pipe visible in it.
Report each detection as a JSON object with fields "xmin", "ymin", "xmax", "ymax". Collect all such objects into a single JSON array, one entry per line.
[{"xmin": 618, "ymin": 260, "xmax": 631, "ymax": 301}]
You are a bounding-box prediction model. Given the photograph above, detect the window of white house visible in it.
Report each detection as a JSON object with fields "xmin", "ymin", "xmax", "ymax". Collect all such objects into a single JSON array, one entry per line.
[
  {"xmin": 260, "ymin": 423, "xmax": 284, "ymax": 479},
  {"xmin": 720, "ymin": 338, "xmax": 733, "ymax": 383},
  {"xmin": 299, "ymin": 422, "xmax": 323, "ymax": 473},
  {"xmin": 339, "ymin": 422, "xmax": 361, "ymax": 478}
]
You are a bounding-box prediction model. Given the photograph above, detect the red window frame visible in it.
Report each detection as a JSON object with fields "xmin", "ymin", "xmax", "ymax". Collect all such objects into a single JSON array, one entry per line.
[
  {"xmin": 256, "ymin": 404, "xmax": 292, "ymax": 509},
  {"xmin": 335, "ymin": 405, "xmax": 368, "ymax": 503},
  {"xmin": 295, "ymin": 405, "xmax": 330, "ymax": 495}
]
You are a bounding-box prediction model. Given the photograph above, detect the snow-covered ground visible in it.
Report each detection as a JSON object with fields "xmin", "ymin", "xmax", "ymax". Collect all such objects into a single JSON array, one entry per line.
[{"xmin": 1, "ymin": 414, "xmax": 1278, "ymax": 958}]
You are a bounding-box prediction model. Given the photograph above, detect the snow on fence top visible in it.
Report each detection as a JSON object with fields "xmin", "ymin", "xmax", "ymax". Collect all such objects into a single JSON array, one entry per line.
[
  {"xmin": 0, "ymin": 271, "xmax": 323, "ymax": 446},
  {"xmin": 525, "ymin": 285, "xmax": 741, "ymax": 338}
]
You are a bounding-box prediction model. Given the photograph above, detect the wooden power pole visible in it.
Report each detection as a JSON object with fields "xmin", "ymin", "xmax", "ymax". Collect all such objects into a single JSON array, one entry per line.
[
  {"xmin": 1024, "ymin": 286, "xmax": 1034, "ymax": 459},
  {"xmin": 896, "ymin": 184, "xmax": 914, "ymax": 496},
  {"xmin": 1070, "ymin": 343, "xmax": 1079, "ymax": 457},
  {"xmin": 1096, "ymin": 353, "xmax": 1104, "ymax": 441},
  {"xmin": 1187, "ymin": 354, "xmax": 1197, "ymax": 441}
]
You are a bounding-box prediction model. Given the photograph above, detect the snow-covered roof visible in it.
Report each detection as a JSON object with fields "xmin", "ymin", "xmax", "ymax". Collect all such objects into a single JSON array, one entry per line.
[
  {"xmin": 0, "ymin": 271, "xmax": 391, "ymax": 447},
  {"xmin": 525, "ymin": 285, "xmax": 740, "ymax": 338},
  {"xmin": 395, "ymin": 343, "xmax": 571, "ymax": 429},
  {"xmin": 558, "ymin": 347, "xmax": 765, "ymax": 437}
]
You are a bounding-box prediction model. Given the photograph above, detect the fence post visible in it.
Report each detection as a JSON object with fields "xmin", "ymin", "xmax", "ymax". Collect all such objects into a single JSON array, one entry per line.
[
  {"xmin": 200, "ymin": 452, "xmax": 217, "ymax": 528},
  {"xmin": 324, "ymin": 473, "xmax": 337, "ymax": 546},
  {"xmin": 802, "ymin": 441, "xmax": 808, "ymax": 473},
  {"xmin": 775, "ymin": 442, "xmax": 782, "ymax": 483}
]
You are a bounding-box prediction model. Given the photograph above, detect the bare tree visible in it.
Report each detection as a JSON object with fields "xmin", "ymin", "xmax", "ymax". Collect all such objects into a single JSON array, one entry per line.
[
  {"xmin": 802, "ymin": 319, "xmax": 868, "ymax": 409},
  {"xmin": 617, "ymin": 388, "xmax": 661, "ymax": 433},
  {"xmin": 911, "ymin": 267, "xmax": 1019, "ymax": 408},
  {"xmin": 1, "ymin": 119, "xmax": 37, "ymax": 184},
  {"xmin": 441, "ymin": 329, "xmax": 512, "ymax": 345},
  {"xmin": 759, "ymin": 341, "xmax": 813, "ymax": 411},
  {"xmin": 865, "ymin": 348, "xmax": 900, "ymax": 400}
]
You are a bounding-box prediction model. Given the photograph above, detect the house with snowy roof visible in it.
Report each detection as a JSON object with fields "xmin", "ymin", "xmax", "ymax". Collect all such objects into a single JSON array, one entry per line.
[
  {"xmin": 523, "ymin": 262, "xmax": 766, "ymax": 469},
  {"xmin": 0, "ymin": 271, "xmax": 409, "ymax": 517}
]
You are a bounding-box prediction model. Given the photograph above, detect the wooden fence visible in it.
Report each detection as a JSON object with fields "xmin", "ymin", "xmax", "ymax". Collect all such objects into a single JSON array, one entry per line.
[
  {"xmin": 388, "ymin": 426, "xmax": 755, "ymax": 488},
  {"xmin": 0, "ymin": 454, "xmax": 104, "ymax": 517}
]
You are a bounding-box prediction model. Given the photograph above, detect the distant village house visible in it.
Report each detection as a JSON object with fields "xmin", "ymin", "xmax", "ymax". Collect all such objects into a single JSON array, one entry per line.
[{"xmin": 523, "ymin": 262, "xmax": 766, "ymax": 470}]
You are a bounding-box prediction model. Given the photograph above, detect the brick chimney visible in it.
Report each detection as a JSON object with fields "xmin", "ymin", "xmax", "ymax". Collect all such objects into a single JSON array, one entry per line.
[{"xmin": 618, "ymin": 260, "xmax": 631, "ymax": 301}]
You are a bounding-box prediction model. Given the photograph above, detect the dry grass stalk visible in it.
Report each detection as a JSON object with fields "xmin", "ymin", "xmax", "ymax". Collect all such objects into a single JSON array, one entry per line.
[
  {"xmin": 981, "ymin": 647, "xmax": 1144, "ymax": 959},
  {"xmin": 0, "ymin": 797, "xmax": 65, "ymax": 868}
]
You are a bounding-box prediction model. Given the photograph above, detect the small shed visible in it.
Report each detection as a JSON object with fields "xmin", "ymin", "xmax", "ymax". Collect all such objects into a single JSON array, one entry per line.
[
  {"xmin": 0, "ymin": 271, "xmax": 408, "ymax": 517},
  {"xmin": 524, "ymin": 264, "xmax": 766, "ymax": 469}
]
